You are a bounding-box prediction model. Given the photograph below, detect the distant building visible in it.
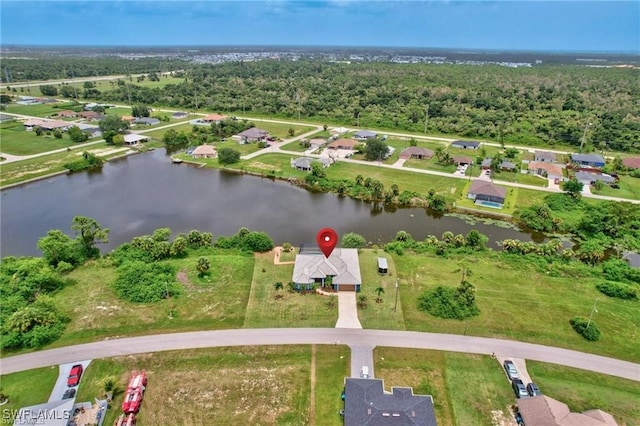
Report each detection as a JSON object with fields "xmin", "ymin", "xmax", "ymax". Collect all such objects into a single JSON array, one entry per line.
[
  {"xmin": 191, "ymin": 144, "xmax": 217, "ymax": 158},
  {"xmin": 518, "ymin": 395, "xmax": 617, "ymax": 426},
  {"xmin": 344, "ymin": 378, "xmax": 438, "ymax": 426},
  {"xmin": 451, "ymin": 140, "xmax": 480, "ymax": 150},
  {"xmin": 534, "ymin": 151, "xmax": 557, "ymax": 163},
  {"xmin": 452, "ymin": 156, "xmax": 473, "ymax": 166},
  {"xmin": 123, "ymin": 134, "xmax": 149, "ymax": 145},
  {"xmin": 575, "ymin": 171, "xmax": 615, "ymax": 186},
  {"xmin": 353, "ymin": 130, "xmax": 377, "ymax": 140},
  {"xmin": 571, "ymin": 153, "xmax": 605, "ymax": 168},
  {"xmin": 467, "ymin": 180, "xmax": 507, "ymax": 208},
  {"xmin": 172, "ymin": 111, "xmax": 189, "ymax": 119},
  {"xmin": 399, "ymin": 147, "xmax": 434, "ymax": 160},
  {"xmin": 327, "ymin": 138, "xmax": 360, "ymax": 150},
  {"xmin": 201, "ymin": 114, "xmax": 226, "ymax": 123},
  {"xmin": 622, "ymin": 157, "xmax": 640, "ymax": 169},
  {"xmin": 133, "ymin": 117, "xmax": 160, "ymax": 126},
  {"xmin": 237, "ymin": 127, "xmax": 269, "ymax": 143},
  {"xmin": 290, "ymin": 157, "xmax": 331, "ymax": 171},
  {"xmin": 622, "ymin": 251, "xmax": 640, "ymax": 269},
  {"xmin": 528, "ymin": 162, "xmax": 564, "ymax": 181}
]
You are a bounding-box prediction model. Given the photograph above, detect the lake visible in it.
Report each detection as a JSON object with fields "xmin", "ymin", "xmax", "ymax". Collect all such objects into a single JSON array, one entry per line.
[{"xmin": 0, "ymin": 149, "xmax": 542, "ymax": 257}]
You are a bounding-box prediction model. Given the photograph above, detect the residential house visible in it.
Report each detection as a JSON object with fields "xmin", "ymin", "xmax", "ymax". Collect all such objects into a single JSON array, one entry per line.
[
  {"xmin": 237, "ymin": 127, "xmax": 269, "ymax": 144},
  {"xmin": 622, "ymin": 251, "xmax": 640, "ymax": 268},
  {"xmin": 80, "ymin": 111, "xmax": 101, "ymax": 121},
  {"xmin": 467, "ymin": 180, "xmax": 507, "ymax": 208},
  {"xmin": 56, "ymin": 110, "xmax": 77, "ymax": 118},
  {"xmin": 344, "ymin": 378, "xmax": 438, "ymax": 426},
  {"xmin": 330, "ymin": 126, "xmax": 349, "ymax": 136},
  {"xmin": 290, "ymin": 157, "xmax": 331, "ymax": 171},
  {"xmin": 452, "ymin": 156, "xmax": 473, "ymax": 166},
  {"xmin": 133, "ymin": 117, "xmax": 160, "ymax": 126},
  {"xmin": 451, "ymin": 140, "xmax": 480, "ymax": 150},
  {"xmin": 292, "ymin": 248, "xmax": 361, "ymax": 291},
  {"xmin": 481, "ymin": 158, "xmax": 492, "ymax": 169},
  {"xmin": 534, "ymin": 151, "xmax": 557, "ymax": 163},
  {"xmin": 172, "ymin": 111, "xmax": 189, "ymax": 119},
  {"xmin": 123, "ymin": 134, "xmax": 149, "ymax": 145},
  {"xmin": 575, "ymin": 171, "xmax": 615, "ymax": 186},
  {"xmin": 23, "ymin": 119, "xmax": 70, "ymax": 131},
  {"xmin": 201, "ymin": 114, "xmax": 226, "ymax": 124},
  {"xmin": 571, "ymin": 153, "xmax": 606, "ymax": 168},
  {"xmin": 527, "ymin": 162, "xmax": 564, "ymax": 181},
  {"xmin": 353, "ymin": 130, "xmax": 377, "ymax": 140},
  {"xmin": 327, "ymin": 138, "xmax": 360, "ymax": 150},
  {"xmin": 622, "ymin": 157, "xmax": 640, "ymax": 169},
  {"xmin": 399, "ymin": 147, "xmax": 434, "ymax": 160},
  {"xmin": 13, "ymin": 398, "xmax": 75, "ymax": 426},
  {"xmin": 76, "ymin": 123, "xmax": 102, "ymax": 138},
  {"xmin": 191, "ymin": 144, "xmax": 217, "ymax": 158},
  {"xmin": 308, "ymin": 139, "xmax": 326, "ymax": 150},
  {"xmin": 121, "ymin": 115, "xmax": 136, "ymax": 123},
  {"xmin": 517, "ymin": 395, "xmax": 617, "ymax": 426},
  {"xmin": 500, "ymin": 160, "xmax": 517, "ymax": 171}
]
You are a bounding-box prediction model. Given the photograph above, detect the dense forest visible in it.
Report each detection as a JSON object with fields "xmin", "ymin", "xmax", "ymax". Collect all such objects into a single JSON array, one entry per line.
[{"xmin": 86, "ymin": 61, "xmax": 640, "ymax": 152}]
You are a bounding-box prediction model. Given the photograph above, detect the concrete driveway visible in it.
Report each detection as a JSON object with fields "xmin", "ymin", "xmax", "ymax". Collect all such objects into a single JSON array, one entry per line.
[
  {"xmin": 335, "ymin": 292, "xmax": 362, "ymax": 329},
  {"xmin": 48, "ymin": 360, "xmax": 92, "ymax": 402}
]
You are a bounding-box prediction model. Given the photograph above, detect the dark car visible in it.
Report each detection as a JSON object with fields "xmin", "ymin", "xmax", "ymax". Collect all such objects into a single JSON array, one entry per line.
[
  {"xmin": 512, "ymin": 379, "xmax": 528, "ymax": 398},
  {"xmin": 503, "ymin": 360, "xmax": 519, "ymax": 380},
  {"xmin": 527, "ymin": 382, "xmax": 542, "ymax": 396},
  {"xmin": 67, "ymin": 364, "xmax": 83, "ymax": 387},
  {"xmin": 62, "ymin": 388, "xmax": 76, "ymax": 400}
]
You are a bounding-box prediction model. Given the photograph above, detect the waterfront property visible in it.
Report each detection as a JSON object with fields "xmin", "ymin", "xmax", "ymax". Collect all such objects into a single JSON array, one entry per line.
[
  {"xmin": 467, "ymin": 179, "xmax": 506, "ymax": 208},
  {"xmin": 237, "ymin": 127, "xmax": 269, "ymax": 144},
  {"xmin": 290, "ymin": 157, "xmax": 331, "ymax": 171},
  {"xmin": 571, "ymin": 153, "xmax": 606, "ymax": 168},
  {"xmin": 344, "ymin": 378, "xmax": 437, "ymax": 426},
  {"xmin": 292, "ymin": 248, "xmax": 361, "ymax": 291},
  {"xmin": 123, "ymin": 134, "xmax": 149, "ymax": 145},
  {"xmin": 191, "ymin": 144, "xmax": 217, "ymax": 158},
  {"xmin": 451, "ymin": 140, "xmax": 480, "ymax": 150}
]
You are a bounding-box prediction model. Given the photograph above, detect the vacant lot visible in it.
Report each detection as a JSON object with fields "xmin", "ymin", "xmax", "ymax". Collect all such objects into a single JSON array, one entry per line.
[{"xmin": 0, "ymin": 121, "xmax": 79, "ymax": 155}]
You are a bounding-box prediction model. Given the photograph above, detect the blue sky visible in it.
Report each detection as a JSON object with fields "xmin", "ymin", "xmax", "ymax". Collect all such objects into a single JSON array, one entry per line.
[{"xmin": 1, "ymin": 1, "xmax": 638, "ymax": 52}]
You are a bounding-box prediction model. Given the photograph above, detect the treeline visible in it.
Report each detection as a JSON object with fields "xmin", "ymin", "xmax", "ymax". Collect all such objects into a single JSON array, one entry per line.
[
  {"xmin": 1, "ymin": 57, "xmax": 185, "ymax": 82},
  {"xmin": 87, "ymin": 60, "xmax": 640, "ymax": 152}
]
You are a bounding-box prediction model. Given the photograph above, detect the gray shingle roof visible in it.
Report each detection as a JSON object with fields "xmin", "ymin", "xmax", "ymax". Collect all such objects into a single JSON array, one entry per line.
[
  {"xmin": 292, "ymin": 248, "xmax": 361, "ymax": 285},
  {"xmin": 571, "ymin": 153, "xmax": 605, "ymax": 164}
]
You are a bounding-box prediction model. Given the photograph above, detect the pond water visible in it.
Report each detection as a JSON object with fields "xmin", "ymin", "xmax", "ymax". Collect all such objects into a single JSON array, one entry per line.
[{"xmin": 0, "ymin": 149, "xmax": 544, "ymax": 257}]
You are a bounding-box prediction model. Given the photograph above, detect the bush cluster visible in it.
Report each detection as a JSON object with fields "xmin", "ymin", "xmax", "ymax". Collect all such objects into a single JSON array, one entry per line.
[
  {"xmin": 570, "ymin": 316, "xmax": 601, "ymax": 341},
  {"xmin": 113, "ymin": 261, "xmax": 181, "ymax": 303},
  {"xmin": 384, "ymin": 230, "xmax": 488, "ymax": 257},
  {"xmin": 110, "ymin": 228, "xmax": 211, "ymax": 265},
  {"xmin": 418, "ymin": 281, "xmax": 480, "ymax": 320},
  {"xmin": 595, "ymin": 281, "xmax": 638, "ymax": 300},
  {"xmin": 214, "ymin": 228, "xmax": 274, "ymax": 253}
]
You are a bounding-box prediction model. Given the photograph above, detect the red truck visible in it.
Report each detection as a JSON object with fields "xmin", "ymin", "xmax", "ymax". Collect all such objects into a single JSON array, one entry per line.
[
  {"xmin": 122, "ymin": 371, "xmax": 147, "ymax": 414},
  {"xmin": 114, "ymin": 413, "xmax": 136, "ymax": 426}
]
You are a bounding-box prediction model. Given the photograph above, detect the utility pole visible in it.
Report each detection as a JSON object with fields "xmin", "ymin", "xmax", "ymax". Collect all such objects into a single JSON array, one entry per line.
[
  {"xmin": 356, "ymin": 112, "xmax": 360, "ymax": 128},
  {"xmin": 393, "ymin": 280, "xmax": 399, "ymax": 312},
  {"xmin": 586, "ymin": 299, "xmax": 598, "ymax": 328},
  {"xmin": 424, "ymin": 104, "xmax": 429, "ymax": 134},
  {"xmin": 580, "ymin": 121, "xmax": 591, "ymax": 153}
]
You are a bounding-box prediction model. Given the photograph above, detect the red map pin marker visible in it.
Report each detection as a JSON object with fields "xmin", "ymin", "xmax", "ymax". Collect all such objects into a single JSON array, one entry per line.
[{"xmin": 317, "ymin": 228, "xmax": 338, "ymax": 258}]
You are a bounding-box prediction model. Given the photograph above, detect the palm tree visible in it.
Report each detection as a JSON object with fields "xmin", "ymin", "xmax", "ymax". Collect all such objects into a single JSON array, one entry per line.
[
  {"xmin": 196, "ymin": 256, "xmax": 210, "ymax": 276},
  {"xmin": 355, "ymin": 174, "xmax": 364, "ymax": 186},
  {"xmin": 371, "ymin": 180, "xmax": 384, "ymax": 200},
  {"xmin": 357, "ymin": 294, "xmax": 368, "ymax": 308},
  {"xmin": 375, "ymin": 286, "xmax": 385, "ymax": 303},
  {"xmin": 274, "ymin": 282, "xmax": 284, "ymax": 291}
]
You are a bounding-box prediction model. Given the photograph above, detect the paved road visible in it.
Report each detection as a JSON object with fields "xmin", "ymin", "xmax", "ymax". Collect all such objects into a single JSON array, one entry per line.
[{"xmin": 3, "ymin": 329, "xmax": 639, "ymax": 381}]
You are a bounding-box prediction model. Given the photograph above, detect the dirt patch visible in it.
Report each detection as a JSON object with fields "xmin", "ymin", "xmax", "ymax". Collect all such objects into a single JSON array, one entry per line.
[
  {"xmin": 248, "ymin": 161, "xmax": 280, "ymax": 171},
  {"xmin": 491, "ymin": 408, "xmax": 519, "ymax": 426}
]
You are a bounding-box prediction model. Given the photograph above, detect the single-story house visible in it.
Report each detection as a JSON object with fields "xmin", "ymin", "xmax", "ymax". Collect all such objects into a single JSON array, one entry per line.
[
  {"xmin": 84, "ymin": 102, "xmax": 99, "ymax": 110},
  {"xmin": 467, "ymin": 179, "xmax": 507, "ymax": 207},
  {"xmin": 399, "ymin": 147, "xmax": 434, "ymax": 160},
  {"xmin": 575, "ymin": 171, "xmax": 615, "ymax": 186},
  {"xmin": 16, "ymin": 96, "xmax": 42, "ymax": 105},
  {"xmin": 80, "ymin": 111, "xmax": 101, "ymax": 120},
  {"xmin": 353, "ymin": 130, "xmax": 377, "ymax": 140},
  {"xmin": 23, "ymin": 119, "xmax": 70, "ymax": 131},
  {"xmin": 451, "ymin": 140, "xmax": 480, "ymax": 150},
  {"xmin": 344, "ymin": 378, "xmax": 437, "ymax": 426},
  {"xmin": 133, "ymin": 117, "xmax": 160, "ymax": 126},
  {"xmin": 377, "ymin": 257, "xmax": 388, "ymax": 275},
  {"xmin": 292, "ymin": 248, "xmax": 362, "ymax": 292},
  {"xmin": 191, "ymin": 144, "xmax": 217, "ymax": 158},
  {"xmin": 308, "ymin": 139, "xmax": 326, "ymax": 149},
  {"xmin": 571, "ymin": 153, "xmax": 605, "ymax": 168},
  {"xmin": 481, "ymin": 158, "xmax": 492, "ymax": 169},
  {"xmin": 121, "ymin": 115, "xmax": 136, "ymax": 123},
  {"xmin": 123, "ymin": 134, "xmax": 149, "ymax": 145},
  {"xmin": 330, "ymin": 126, "xmax": 349, "ymax": 136},
  {"xmin": 201, "ymin": 114, "xmax": 226, "ymax": 123},
  {"xmin": 290, "ymin": 157, "xmax": 331, "ymax": 171},
  {"xmin": 500, "ymin": 160, "xmax": 517, "ymax": 171},
  {"xmin": 517, "ymin": 395, "xmax": 617, "ymax": 426},
  {"xmin": 452, "ymin": 155, "xmax": 473, "ymax": 166},
  {"xmin": 13, "ymin": 398, "xmax": 75, "ymax": 426},
  {"xmin": 76, "ymin": 123, "xmax": 102, "ymax": 138},
  {"xmin": 56, "ymin": 110, "xmax": 77, "ymax": 118},
  {"xmin": 622, "ymin": 157, "xmax": 640, "ymax": 169},
  {"xmin": 534, "ymin": 151, "xmax": 557, "ymax": 163},
  {"xmin": 172, "ymin": 111, "xmax": 189, "ymax": 119},
  {"xmin": 528, "ymin": 162, "xmax": 564, "ymax": 180},
  {"xmin": 327, "ymin": 138, "xmax": 360, "ymax": 150},
  {"xmin": 0, "ymin": 113, "xmax": 14, "ymax": 123},
  {"xmin": 622, "ymin": 251, "xmax": 640, "ymax": 268},
  {"xmin": 237, "ymin": 127, "xmax": 269, "ymax": 143}
]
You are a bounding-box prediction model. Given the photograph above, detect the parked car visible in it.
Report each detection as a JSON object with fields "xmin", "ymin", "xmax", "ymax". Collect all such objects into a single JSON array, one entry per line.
[
  {"xmin": 512, "ymin": 379, "xmax": 528, "ymax": 398},
  {"xmin": 503, "ymin": 360, "xmax": 519, "ymax": 380},
  {"xmin": 360, "ymin": 366, "xmax": 370, "ymax": 379},
  {"xmin": 527, "ymin": 382, "xmax": 542, "ymax": 396},
  {"xmin": 62, "ymin": 388, "xmax": 76, "ymax": 400},
  {"xmin": 67, "ymin": 364, "xmax": 83, "ymax": 387}
]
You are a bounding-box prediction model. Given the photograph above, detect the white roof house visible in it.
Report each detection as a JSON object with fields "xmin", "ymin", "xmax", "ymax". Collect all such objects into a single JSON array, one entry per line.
[
  {"xmin": 13, "ymin": 398, "xmax": 75, "ymax": 426},
  {"xmin": 292, "ymin": 248, "xmax": 362, "ymax": 291},
  {"xmin": 123, "ymin": 134, "xmax": 149, "ymax": 145}
]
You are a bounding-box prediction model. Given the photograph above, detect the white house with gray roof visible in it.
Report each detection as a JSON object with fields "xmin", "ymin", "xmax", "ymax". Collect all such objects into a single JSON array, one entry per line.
[{"xmin": 292, "ymin": 248, "xmax": 361, "ymax": 291}]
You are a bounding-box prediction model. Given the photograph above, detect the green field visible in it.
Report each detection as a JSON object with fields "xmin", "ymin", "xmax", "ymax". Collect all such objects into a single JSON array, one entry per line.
[
  {"xmin": 0, "ymin": 367, "xmax": 58, "ymax": 422},
  {"xmin": 592, "ymin": 175, "xmax": 640, "ymax": 200},
  {"xmin": 4, "ymin": 102, "xmax": 81, "ymax": 118},
  {"xmin": 0, "ymin": 121, "xmax": 81, "ymax": 155}
]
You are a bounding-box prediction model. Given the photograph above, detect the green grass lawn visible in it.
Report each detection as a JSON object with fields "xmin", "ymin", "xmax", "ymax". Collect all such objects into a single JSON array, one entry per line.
[
  {"xmin": 243, "ymin": 252, "xmax": 338, "ymax": 328},
  {"xmin": 0, "ymin": 121, "xmax": 79, "ymax": 155},
  {"xmin": 357, "ymin": 250, "xmax": 406, "ymax": 330},
  {"xmin": 0, "ymin": 150, "xmax": 82, "ymax": 187},
  {"xmin": 249, "ymin": 121, "xmax": 316, "ymax": 139},
  {"xmin": 314, "ymin": 345, "xmax": 351, "ymax": 426},
  {"xmin": 592, "ymin": 175, "xmax": 640, "ymax": 200},
  {"xmin": 4, "ymin": 102, "xmax": 80, "ymax": 118},
  {"xmin": 493, "ymin": 170, "xmax": 548, "ymax": 187},
  {"xmin": 47, "ymin": 248, "xmax": 254, "ymax": 348},
  {"xmin": 393, "ymin": 250, "xmax": 640, "ymax": 362},
  {"xmin": 527, "ymin": 361, "xmax": 640, "ymax": 426},
  {"xmin": 0, "ymin": 366, "xmax": 59, "ymax": 422},
  {"xmin": 280, "ymin": 139, "xmax": 317, "ymax": 152}
]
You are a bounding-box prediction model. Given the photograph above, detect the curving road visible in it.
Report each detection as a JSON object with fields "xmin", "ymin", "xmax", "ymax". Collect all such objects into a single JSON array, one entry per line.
[{"xmin": 2, "ymin": 328, "xmax": 639, "ymax": 381}]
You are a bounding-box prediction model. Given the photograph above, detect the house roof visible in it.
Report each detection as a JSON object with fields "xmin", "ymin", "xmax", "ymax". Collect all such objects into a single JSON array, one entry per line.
[
  {"xmin": 571, "ymin": 153, "xmax": 605, "ymax": 164},
  {"xmin": 535, "ymin": 151, "xmax": 557, "ymax": 161},
  {"xmin": 134, "ymin": 117, "xmax": 160, "ymax": 124},
  {"xmin": 344, "ymin": 378, "xmax": 437, "ymax": 426},
  {"xmin": 399, "ymin": 147, "xmax": 434, "ymax": 159},
  {"xmin": 123, "ymin": 134, "xmax": 148, "ymax": 144},
  {"xmin": 518, "ymin": 395, "xmax": 618, "ymax": 426},
  {"xmin": 622, "ymin": 157, "xmax": 640, "ymax": 169},
  {"xmin": 238, "ymin": 127, "xmax": 268, "ymax": 139},
  {"xmin": 192, "ymin": 144, "xmax": 217, "ymax": 156},
  {"xmin": 575, "ymin": 171, "xmax": 615, "ymax": 183},
  {"xmin": 528, "ymin": 161, "xmax": 564, "ymax": 177},
  {"xmin": 121, "ymin": 115, "xmax": 135, "ymax": 121},
  {"xmin": 203, "ymin": 114, "xmax": 226, "ymax": 121},
  {"xmin": 354, "ymin": 130, "xmax": 377, "ymax": 138},
  {"xmin": 37, "ymin": 119, "xmax": 70, "ymax": 130},
  {"xmin": 291, "ymin": 157, "xmax": 330, "ymax": 169},
  {"xmin": 14, "ymin": 398, "xmax": 75, "ymax": 426},
  {"xmin": 292, "ymin": 248, "xmax": 361, "ymax": 285},
  {"xmin": 452, "ymin": 155, "xmax": 473, "ymax": 165},
  {"xmin": 481, "ymin": 158, "xmax": 492, "ymax": 167},
  {"xmin": 327, "ymin": 138, "xmax": 359, "ymax": 149},
  {"xmin": 377, "ymin": 257, "xmax": 388, "ymax": 269},
  {"xmin": 468, "ymin": 180, "xmax": 507, "ymax": 199},
  {"xmin": 57, "ymin": 110, "xmax": 76, "ymax": 116},
  {"xmin": 172, "ymin": 111, "xmax": 188, "ymax": 117},
  {"xmin": 309, "ymin": 138, "xmax": 326, "ymax": 146},
  {"xmin": 452, "ymin": 140, "xmax": 480, "ymax": 148},
  {"xmin": 330, "ymin": 126, "xmax": 349, "ymax": 134},
  {"xmin": 0, "ymin": 113, "xmax": 14, "ymax": 122},
  {"xmin": 501, "ymin": 161, "xmax": 517, "ymax": 169}
]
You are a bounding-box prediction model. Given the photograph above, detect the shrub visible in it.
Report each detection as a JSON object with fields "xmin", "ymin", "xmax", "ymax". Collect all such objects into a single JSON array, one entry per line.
[
  {"xmin": 418, "ymin": 281, "xmax": 479, "ymax": 320},
  {"xmin": 342, "ymin": 232, "xmax": 366, "ymax": 249},
  {"xmin": 596, "ymin": 281, "xmax": 638, "ymax": 300},
  {"xmin": 113, "ymin": 261, "xmax": 180, "ymax": 303},
  {"xmin": 570, "ymin": 316, "xmax": 601, "ymax": 341}
]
